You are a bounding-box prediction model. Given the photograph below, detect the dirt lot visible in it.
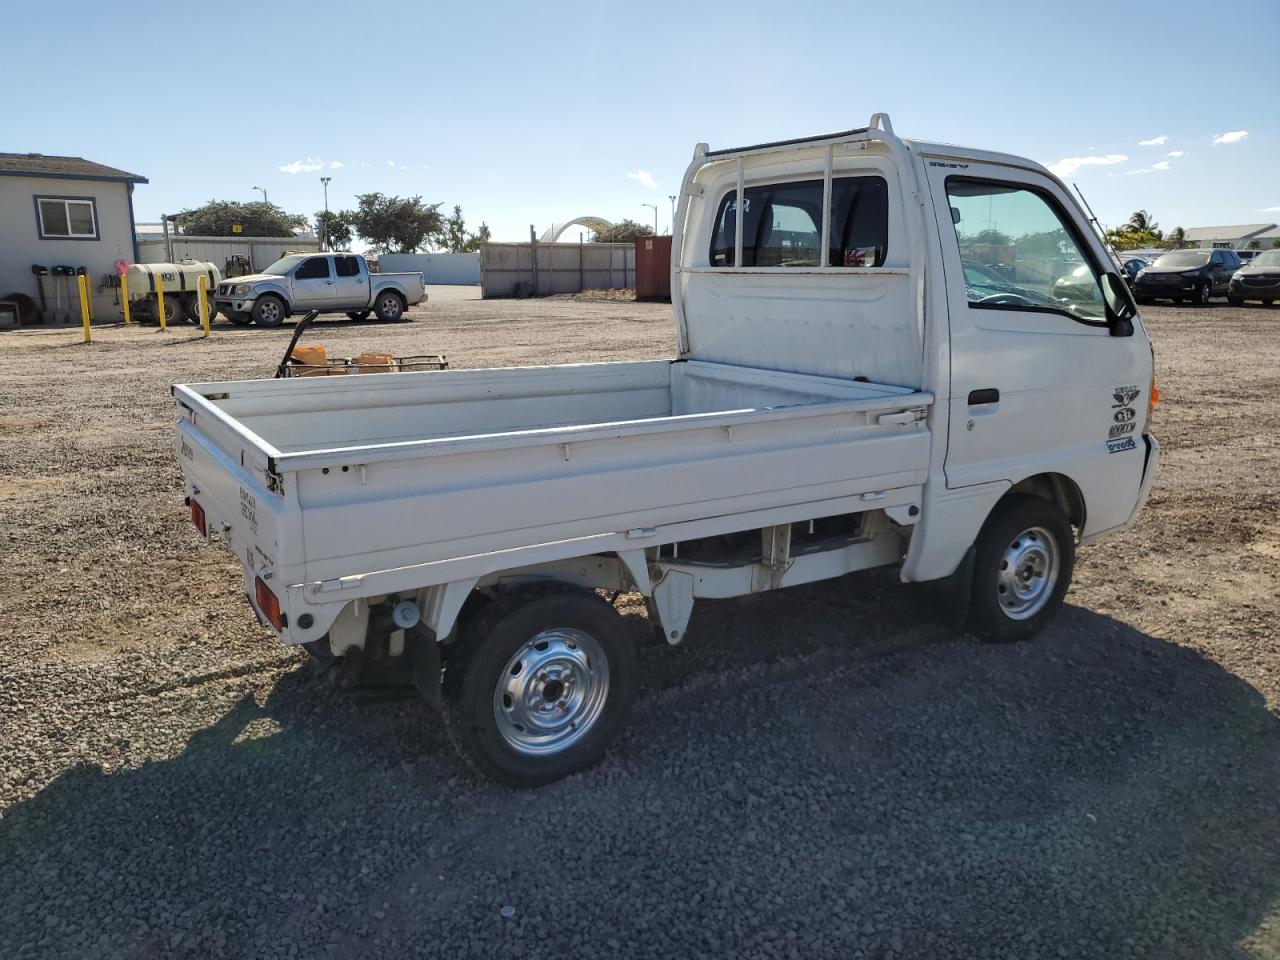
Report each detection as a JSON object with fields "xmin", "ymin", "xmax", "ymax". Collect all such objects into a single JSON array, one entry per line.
[{"xmin": 1, "ymin": 297, "xmax": 1277, "ymax": 959}]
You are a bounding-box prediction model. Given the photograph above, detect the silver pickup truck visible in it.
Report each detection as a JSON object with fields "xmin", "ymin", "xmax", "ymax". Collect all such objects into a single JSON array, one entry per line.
[{"xmin": 213, "ymin": 253, "xmax": 427, "ymax": 326}]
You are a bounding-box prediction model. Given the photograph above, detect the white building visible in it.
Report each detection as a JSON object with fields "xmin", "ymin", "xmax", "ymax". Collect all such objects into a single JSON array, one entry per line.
[
  {"xmin": 1181, "ymin": 223, "xmax": 1277, "ymax": 250},
  {"xmin": 0, "ymin": 153, "xmax": 146, "ymax": 323}
]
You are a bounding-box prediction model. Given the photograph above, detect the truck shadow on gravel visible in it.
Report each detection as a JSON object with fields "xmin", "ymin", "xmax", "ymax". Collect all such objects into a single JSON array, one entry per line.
[{"xmin": 3, "ymin": 583, "xmax": 1279, "ymax": 959}]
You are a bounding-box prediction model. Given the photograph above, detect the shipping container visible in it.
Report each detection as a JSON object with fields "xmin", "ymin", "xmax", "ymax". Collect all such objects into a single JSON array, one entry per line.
[{"xmin": 635, "ymin": 235, "xmax": 672, "ymax": 301}]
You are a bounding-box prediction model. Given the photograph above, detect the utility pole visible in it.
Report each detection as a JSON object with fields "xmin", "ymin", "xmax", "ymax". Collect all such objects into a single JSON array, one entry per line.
[
  {"xmin": 668, "ymin": 194, "xmax": 676, "ymax": 234},
  {"xmin": 252, "ymin": 186, "xmax": 268, "ymax": 203},
  {"xmin": 320, "ymin": 176, "xmax": 332, "ymax": 250},
  {"xmin": 642, "ymin": 202, "xmax": 658, "ymax": 237}
]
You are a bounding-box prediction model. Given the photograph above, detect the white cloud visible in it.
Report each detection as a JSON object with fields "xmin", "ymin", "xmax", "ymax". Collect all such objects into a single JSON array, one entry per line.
[
  {"xmin": 627, "ymin": 169, "xmax": 658, "ymax": 189},
  {"xmin": 387, "ymin": 160, "xmax": 395, "ymax": 167},
  {"xmin": 330, "ymin": 161, "xmax": 344, "ymax": 169},
  {"xmin": 1151, "ymin": 161, "xmax": 1171, "ymax": 171},
  {"xmin": 399, "ymin": 165, "xmax": 408, "ymax": 171},
  {"xmin": 1125, "ymin": 168, "xmax": 1152, "ymax": 176},
  {"xmin": 1166, "ymin": 150, "xmax": 1184, "ymax": 158},
  {"xmin": 1048, "ymin": 153, "xmax": 1128, "ymax": 178},
  {"xmin": 1213, "ymin": 130, "xmax": 1248, "ymax": 145},
  {"xmin": 1138, "ymin": 134, "xmax": 1168, "ymax": 146},
  {"xmin": 278, "ymin": 158, "xmax": 324, "ymax": 174},
  {"xmin": 1262, "ymin": 205, "xmax": 1280, "ymax": 213}
]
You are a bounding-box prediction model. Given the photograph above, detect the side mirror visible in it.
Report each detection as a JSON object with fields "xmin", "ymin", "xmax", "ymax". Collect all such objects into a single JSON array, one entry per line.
[{"xmin": 1101, "ymin": 271, "xmax": 1135, "ymax": 337}]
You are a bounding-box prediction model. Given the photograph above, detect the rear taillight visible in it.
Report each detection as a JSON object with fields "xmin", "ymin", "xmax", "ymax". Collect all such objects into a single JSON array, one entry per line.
[
  {"xmin": 190, "ymin": 498, "xmax": 207, "ymax": 537},
  {"xmin": 254, "ymin": 577, "xmax": 284, "ymax": 632}
]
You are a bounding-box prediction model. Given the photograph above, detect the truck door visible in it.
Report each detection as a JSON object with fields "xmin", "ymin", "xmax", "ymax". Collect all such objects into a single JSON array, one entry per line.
[
  {"xmin": 332, "ymin": 255, "xmax": 368, "ymax": 307},
  {"xmin": 291, "ymin": 256, "xmax": 336, "ymax": 308},
  {"xmin": 924, "ymin": 161, "xmax": 1153, "ymax": 535}
]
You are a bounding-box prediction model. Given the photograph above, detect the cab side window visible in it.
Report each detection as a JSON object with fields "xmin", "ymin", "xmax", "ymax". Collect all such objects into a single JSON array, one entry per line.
[
  {"xmin": 295, "ymin": 257, "xmax": 332, "ymax": 280},
  {"xmin": 335, "ymin": 256, "xmax": 361, "ymax": 277},
  {"xmin": 946, "ymin": 178, "xmax": 1105, "ymax": 324}
]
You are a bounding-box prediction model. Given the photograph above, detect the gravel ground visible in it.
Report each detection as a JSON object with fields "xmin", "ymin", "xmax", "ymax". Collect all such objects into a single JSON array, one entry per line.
[{"xmin": 0, "ymin": 297, "xmax": 1277, "ymax": 959}]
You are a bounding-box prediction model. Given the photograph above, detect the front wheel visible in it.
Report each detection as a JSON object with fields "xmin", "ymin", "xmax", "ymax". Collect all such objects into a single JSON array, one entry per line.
[
  {"xmin": 345, "ymin": 310, "xmax": 371, "ymax": 321},
  {"xmin": 442, "ymin": 588, "xmax": 636, "ymax": 787},
  {"xmin": 252, "ymin": 295, "xmax": 286, "ymax": 327},
  {"xmin": 967, "ymin": 495, "xmax": 1075, "ymax": 643},
  {"xmin": 1195, "ymin": 283, "xmax": 1211, "ymax": 306},
  {"xmin": 373, "ymin": 291, "xmax": 405, "ymax": 322}
]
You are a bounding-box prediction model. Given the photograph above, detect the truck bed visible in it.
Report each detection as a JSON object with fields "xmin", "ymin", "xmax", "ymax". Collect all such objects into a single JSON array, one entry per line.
[{"xmin": 174, "ymin": 359, "xmax": 932, "ymax": 628}]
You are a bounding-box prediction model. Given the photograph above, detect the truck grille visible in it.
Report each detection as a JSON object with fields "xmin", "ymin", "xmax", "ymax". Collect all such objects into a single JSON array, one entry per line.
[
  {"xmin": 1244, "ymin": 275, "xmax": 1279, "ymax": 286},
  {"xmin": 1145, "ymin": 274, "xmax": 1177, "ymax": 284}
]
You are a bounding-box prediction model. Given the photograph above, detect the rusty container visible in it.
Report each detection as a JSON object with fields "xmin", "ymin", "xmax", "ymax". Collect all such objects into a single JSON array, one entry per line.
[{"xmin": 634, "ymin": 235, "xmax": 672, "ymax": 302}]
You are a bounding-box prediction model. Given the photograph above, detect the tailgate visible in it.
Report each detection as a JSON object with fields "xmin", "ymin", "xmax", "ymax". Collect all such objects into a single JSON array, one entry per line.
[{"xmin": 173, "ymin": 385, "xmax": 293, "ymax": 631}]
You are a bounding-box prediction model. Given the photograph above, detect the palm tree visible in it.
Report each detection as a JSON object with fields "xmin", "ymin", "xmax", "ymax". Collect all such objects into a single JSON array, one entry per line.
[
  {"xmin": 1165, "ymin": 226, "xmax": 1186, "ymax": 250},
  {"xmin": 1126, "ymin": 210, "xmax": 1160, "ymax": 234}
]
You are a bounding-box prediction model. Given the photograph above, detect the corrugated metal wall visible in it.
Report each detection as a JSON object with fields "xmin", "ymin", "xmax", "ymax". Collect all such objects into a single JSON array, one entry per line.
[
  {"xmin": 479, "ymin": 242, "xmax": 635, "ymax": 298},
  {"xmin": 136, "ymin": 236, "xmax": 322, "ymax": 271}
]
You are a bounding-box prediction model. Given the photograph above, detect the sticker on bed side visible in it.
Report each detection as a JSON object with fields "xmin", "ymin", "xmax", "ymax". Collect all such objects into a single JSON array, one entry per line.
[
  {"xmin": 1107, "ymin": 437, "xmax": 1137, "ymax": 454},
  {"xmin": 1112, "ymin": 385, "xmax": 1141, "ymax": 408}
]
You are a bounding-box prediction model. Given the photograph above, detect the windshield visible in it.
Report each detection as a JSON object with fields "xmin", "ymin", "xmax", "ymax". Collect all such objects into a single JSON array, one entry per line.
[
  {"xmin": 263, "ymin": 255, "xmax": 305, "ymax": 276},
  {"xmin": 1153, "ymin": 251, "xmax": 1210, "ymax": 269},
  {"xmin": 1249, "ymin": 250, "xmax": 1280, "ymax": 268}
]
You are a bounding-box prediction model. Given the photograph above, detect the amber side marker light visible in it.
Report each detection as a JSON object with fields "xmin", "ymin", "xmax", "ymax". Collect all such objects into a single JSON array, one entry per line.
[
  {"xmin": 254, "ymin": 577, "xmax": 285, "ymax": 632},
  {"xmin": 1150, "ymin": 381, "xmax": 1159, "ymax": 413}
]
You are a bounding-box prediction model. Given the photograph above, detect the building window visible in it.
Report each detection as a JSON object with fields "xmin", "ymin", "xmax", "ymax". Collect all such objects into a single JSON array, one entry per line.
[{"xmin": 36, "ymin": 197, "xmax": 98, "ymax": 239}]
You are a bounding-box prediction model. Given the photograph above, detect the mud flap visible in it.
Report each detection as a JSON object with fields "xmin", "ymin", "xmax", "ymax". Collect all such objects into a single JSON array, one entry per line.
[
  {"xmin": 932, "ymin": 545, "xmax": 976, "ymax": 630},
  {"xmin": 409, "ymin": 626, "xmax": 443, "ymax": 715}
]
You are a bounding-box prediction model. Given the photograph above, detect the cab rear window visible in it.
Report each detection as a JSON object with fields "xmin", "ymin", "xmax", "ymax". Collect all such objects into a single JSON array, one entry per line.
[{"xmin": 710, "ymin": 176, "xmax": 887, "ymax": 268}]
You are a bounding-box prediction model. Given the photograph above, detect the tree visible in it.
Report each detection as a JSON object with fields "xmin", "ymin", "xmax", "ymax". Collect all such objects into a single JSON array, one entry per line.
[
  {"xmin": 1125, "ymin": 210, "xmax": 1161, "ymax": 238},
  {"xmin": 1245, "ymin": 239, "xmax": 1261, "ymax": 250},
  {"xmin": 345, "ymin": 193, "xmax": 444, "ymax": 253},
  {"xmin": 592, "ymin": 219, "xmax": 653, "ymax": 243},
  {"xmin": 1165, "ymin": 226, "xmax": 1186, "ymax": 250},
  {"xmin": 964, "ymin": 228, "xmax": 1012, "ymax": 247},
  {"xmin": 176, "ymin": 200, "xmax": 307, "ymax": 237},
  {"xmin": 439, "ymin": 205, "xmax": 492, "ymax": 253},
  {"xmin": 1272, "ymin": 239, "xmax": 1280, "ymax": 249},
  {"xmin": 314, "ymin": 210, "xmax": 353, "ymax": 251},
  {"xmin": 1106, "ymin": 226, "xmax": 1163, "ymax": 251}
]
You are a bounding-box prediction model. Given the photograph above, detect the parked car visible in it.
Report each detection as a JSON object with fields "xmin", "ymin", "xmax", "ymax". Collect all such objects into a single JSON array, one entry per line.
[
  {"xmin": 1228, "ymin": 249, "xmax": 1280, "ymax": 305},
  {"xmin": 1236, "ymin": 250, "xmax": 1261, "ymax": 264},
  {"xmin": 1131, "ymin": 249, "xmax": 1241, "ymax": 305},
  {"xmin": 1121, "ymin": 257, "xmax": 1150, "ymax": 283},
  {"xmin": 213, "ymin": 253, "xmax": 426, "ymax": 326},
  {"xmin": 175, "ymin": 113, "xmax": 1157, "ymax": 786}
]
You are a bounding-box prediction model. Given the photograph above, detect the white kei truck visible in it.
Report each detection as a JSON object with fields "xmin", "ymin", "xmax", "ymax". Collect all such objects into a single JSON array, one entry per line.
[{"xmin": 173, "ymin": 115, "xmax": 1159, "ymax": 786}]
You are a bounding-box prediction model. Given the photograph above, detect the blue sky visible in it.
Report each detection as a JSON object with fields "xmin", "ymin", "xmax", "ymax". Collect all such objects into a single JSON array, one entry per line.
[{"xmin": 6, "ymin": 0, "xmax": 1277, "ymax": 243}]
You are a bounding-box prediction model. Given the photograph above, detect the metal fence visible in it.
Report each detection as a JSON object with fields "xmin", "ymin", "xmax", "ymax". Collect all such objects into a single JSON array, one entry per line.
[
  {"xmin": 136, "ymin": 236, "xmax": 322, "ymax": 271},
  {"xmin": 479, "ymin": 241, "xmax": 635, "ymax": 298},
  {"xmin": 378, "ymin": 252, "xmax": 480, "ymax": 285}
]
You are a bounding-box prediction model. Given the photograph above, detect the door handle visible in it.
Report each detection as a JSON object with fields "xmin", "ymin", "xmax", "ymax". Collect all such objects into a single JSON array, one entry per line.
[
  {"xmin": 968, "ymin": 388, "xmax": 1000, "ymax": 405},
  {"xmin": 325, "ymin": 280, "xmax": 334, "ymax": 285}
]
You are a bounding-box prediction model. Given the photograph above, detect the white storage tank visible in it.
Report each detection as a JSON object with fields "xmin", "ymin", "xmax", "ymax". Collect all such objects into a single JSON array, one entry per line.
[{"xmin": 124, "ymin": 260, "xmax": 222, "ymax": 300}]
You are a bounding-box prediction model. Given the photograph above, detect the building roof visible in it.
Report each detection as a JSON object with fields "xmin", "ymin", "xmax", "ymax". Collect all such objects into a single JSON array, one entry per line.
[
  {"xmin": 0, "ymin": 152, "xmax": 147, "ymax": 184},
  {"xmin": 1182, "ymin": 223, "xmax": 1273, "ymax": 241},
  {"xmin": 1255, "ymin": 225, "xmax": 1280, "ymax": 240}
]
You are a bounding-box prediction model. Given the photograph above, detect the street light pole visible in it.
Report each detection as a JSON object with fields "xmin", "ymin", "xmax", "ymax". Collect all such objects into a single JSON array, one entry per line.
[
  {"xmin": 641, "ymin": 202, "xmax": 658, "ymax": 237},
  {"xmin": 252, "ymin": 186, "xmax": 268, "ymax": 203},
  {"xmin": 668, "ymin": 195, "xmax": 676, "ymax": 234},
  {"xmin": 320, "ymin": 176, "xmax": 332, "ymax": 250}
]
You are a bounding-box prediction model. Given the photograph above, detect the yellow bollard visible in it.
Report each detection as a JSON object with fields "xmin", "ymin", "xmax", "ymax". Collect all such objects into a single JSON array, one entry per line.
[
  {"xmin": 156, "ymin": 273, "xmax": 168, "ymax": 332},
  {"xmin": 77, "ymin": 274, "xmax": 92, "ymax": 343},
  {"xmin": 197, "ymin": 274, "xmax": 211, "ymax": 337},
  {"xmin": 83, "ymin": 272, "xmax": 94, "ymax": 322},
  {"xmin": 121, "ymin": 273, "xmax": 132, "ymax": 324}
]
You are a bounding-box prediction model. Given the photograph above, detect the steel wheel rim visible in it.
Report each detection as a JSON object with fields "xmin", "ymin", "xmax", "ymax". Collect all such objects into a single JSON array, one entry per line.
[
  {"xmin": 261, "ymin": 301, "xmax": 279, "ymax": 323},
  {"xmin": 996, "ymin": 525, "xmax": 1059, "ymax": 620},
  {"xmin": 493, "ymin": 628, "xmax": 610, "ymax": 756},
  {"xmin": 382, "ymin": 298, "xmax": 401, "ymax": 319}
]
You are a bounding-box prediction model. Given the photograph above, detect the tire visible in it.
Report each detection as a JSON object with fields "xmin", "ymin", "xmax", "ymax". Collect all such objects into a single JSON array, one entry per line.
[
  {"xmin": 226, "ymin": 310, "xmax": 252, "ymax": 326},
  {"xmin": 345, "ymin": 310, "xmax": 371, "ymax": 321},
  {"xmin": 251, "ymin": 295, "xmax": 287, "ymax": 327},
  {"xmin": 967, "ymin": 494, "xmax": 1075, "ymax": 644},
  {"xmin": 442, "ymin": 587, "xmax": 637, "ymax": 787},
  {"xmin": 1228, "ymin": 296, "xmax": 1244, "ymax": 307},
  {"xmin": 1135, "ymin": 296, "xmax": 1153, "ymax": 306},
  {"xmin": 373, "ymin": 291, "xmax": 405, "ymax": 322},
  {"xmin": 1195, "ymin": 283, "xmax": 1210, "ymax": 306},
  {"xmin": 150, "ymin": 295, "xmax": 180, "ymax": 326},
  {"xmin": 179, "ymin": 294, "xmax": 201, "ymax": 325}
]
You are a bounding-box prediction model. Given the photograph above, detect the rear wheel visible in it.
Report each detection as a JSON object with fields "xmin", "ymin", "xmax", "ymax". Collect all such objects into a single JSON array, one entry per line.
[
  {"xmin": 1195, "ymin": 282, "xmax": 1211, "ymax": 306},
  {"xmin": 442, "ymin": 588, "xmax": 636, "ymax": 787},
  {"xmin": 252, "ymin": 295, "xmax": 286, "ymax": 327},
  {"xmin": 345, "ymin": 310, "xmax": 371, "ymax": 321},
  {"xmin": 967, "ymin": 495, "xmax": 1074, "ymax": 643},
  {"xmin": 373, "ymin": 291, "xmax": 405, "ymax": 322},
  {"xmin": 1228, "ymin": 295, "xmax": 1244, "ymax": 307}
]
